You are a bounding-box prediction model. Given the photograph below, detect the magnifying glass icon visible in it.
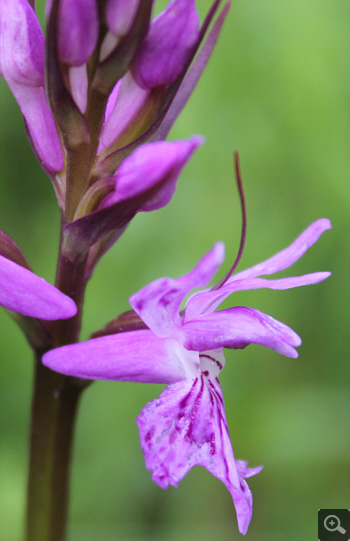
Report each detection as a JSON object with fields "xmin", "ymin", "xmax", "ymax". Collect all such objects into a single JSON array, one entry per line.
[{"xmin": 324, "ymin": 515, "xmax": 346, "ymax": 534}]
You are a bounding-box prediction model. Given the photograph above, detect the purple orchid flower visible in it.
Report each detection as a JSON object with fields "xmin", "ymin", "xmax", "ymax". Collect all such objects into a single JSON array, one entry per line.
[
  {"xmin": 0, "ymin": 0, "xmax": 63, "ymax": 172},
  {"xmin": 43, "ymin": 218, "xmax": 331, "ymax": 534},
  {"xmin": 0, "ymin": 254, "xmax": 76, "ymax": 319}
]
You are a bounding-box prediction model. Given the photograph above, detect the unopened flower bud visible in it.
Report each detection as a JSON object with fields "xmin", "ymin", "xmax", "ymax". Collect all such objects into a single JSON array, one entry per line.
[
  {"xmin": 102, "ymin": 136, "xmax": 203, "ymax": 211},
  {"xmin": 0, "ymin": 0, "xmax": 44, "ymax": 86},
  {"xmin": 134, "ymin": 0, "xmax": 200, "ymax": 89},
  {"xmin": 106, "ymin": 0, "xmax": 140, "ymax": 40},
  {"xmin": 0, "ymin": 0, "xmax": 63, "ymax": 172},
  {"xmin": 46, "ymin": 0, "xmax": 99, "ymax": 66}
]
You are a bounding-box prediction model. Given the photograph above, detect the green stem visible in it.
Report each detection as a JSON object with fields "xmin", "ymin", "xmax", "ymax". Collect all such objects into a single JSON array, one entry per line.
[
  {"xmin": 25, "ymin": 221, "xmax": 89, "ymax": 541},
  {"xmin": 25, "ymin": 357, "xmax": 82, "ymax": 541}
]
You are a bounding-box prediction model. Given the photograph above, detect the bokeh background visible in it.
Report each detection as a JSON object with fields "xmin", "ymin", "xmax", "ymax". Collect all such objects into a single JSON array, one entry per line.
[{"xmin": 0, "ymin": 1, "xmax": 349, "ymax": 540}]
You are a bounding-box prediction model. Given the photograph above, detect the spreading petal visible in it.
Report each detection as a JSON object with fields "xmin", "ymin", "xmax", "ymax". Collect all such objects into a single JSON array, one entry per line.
[
  {"xmin": 130, "ymin": 242, "xmax": 225, "ymax": 338},
  {"xmin": 185, "ymin": 219, "xmax": 332, "ymax": 318},
  {"xmin": 0, "ymin": 254, "xmax": 76, "ymax": 319},
  {"xmin": 183, "ymin": 306, "xmax": 302, "ymax": 358},
  {"xmin": 136, "ymin": 369, "xmax": 260, "ymax": 535},
  {"xmin": 185, "ymin": 272, "xmax": 331, "ymax": 320},
  {"xmin": 43, "ymin": 330, "xmax": 198, "ymax": 383},
  {"xmin": 231, "ymin": 218, "xmax": 332, "ymax": 281}
]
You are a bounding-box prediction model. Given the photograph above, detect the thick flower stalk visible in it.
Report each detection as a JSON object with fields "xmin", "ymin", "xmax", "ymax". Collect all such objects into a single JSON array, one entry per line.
[{"xmin": 44, "ymin": 218, "xmax": 331, "ymax": 534}]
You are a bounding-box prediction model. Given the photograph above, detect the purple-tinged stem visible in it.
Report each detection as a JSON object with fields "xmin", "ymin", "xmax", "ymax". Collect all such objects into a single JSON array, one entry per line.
[
  {"xmin": 25, "ymin": 220, "xmax": 90, "ymax": 541},
  {"xmin": 25, "ymin": 357, "xmax": 81, "ymax": 541}
]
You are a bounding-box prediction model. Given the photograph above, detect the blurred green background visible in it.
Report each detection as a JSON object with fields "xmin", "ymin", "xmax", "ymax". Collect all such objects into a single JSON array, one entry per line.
[{"xmin": 0, "ymin": 1, "xmax": 349, "ymax": 540}]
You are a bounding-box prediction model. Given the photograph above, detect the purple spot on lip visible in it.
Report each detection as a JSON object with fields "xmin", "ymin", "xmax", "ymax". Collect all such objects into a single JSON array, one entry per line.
[
  {"xmin": 145, "ymin": 426, "xmax": 155, "ymax": 442},
  {"xmin": 160, "ymin": 288, "xmax": 178, "ymax": 307},
  {"xmin": 206, "ymin": 433, "xmax": 216, "ymax": 455}
]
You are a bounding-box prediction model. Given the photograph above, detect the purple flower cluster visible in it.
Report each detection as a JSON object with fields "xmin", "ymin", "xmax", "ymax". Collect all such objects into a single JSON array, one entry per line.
[
  {"xmin": 0, "ymin": 0, "xmax": 223, "ymax": 312},
  {"xmin": 0, "ymin": 0, "xmax": 332, "ymax": 536}
]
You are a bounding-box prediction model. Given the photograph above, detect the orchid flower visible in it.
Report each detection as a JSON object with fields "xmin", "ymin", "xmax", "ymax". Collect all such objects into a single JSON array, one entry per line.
[
  {"xmin": 43, "ymin": 218, "xmax": 331, "ymax": 533},
  {"xmin": 0, "ymin": 254, "xmax": 76, "ymax": 319}
]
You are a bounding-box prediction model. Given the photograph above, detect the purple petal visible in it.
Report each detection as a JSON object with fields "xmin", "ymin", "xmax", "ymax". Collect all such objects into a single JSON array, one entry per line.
[
  {"xmin": 236, "ymin": 460, "xmax": 263, "ymax": 480},
  {"xmin": 134, "ymin": 0, "xmax": 200, "ymax": 89},
  {"xmin": 0, "ymin": 0, "xmax": 44, "ymax": 86},
  {"xmin": 6, "ymin": 83, "xmax": 64, "ymax": 172},
  {"xmin": 185, "ymin": 219, "xmax": 332, "ymax": 318},
  {"xmin": 102, "ymin": 137, "xmax": 203, "ymax": 209},
  {"xmin": 51, "ymin": 0, "xmax": 99, "ymax": 66},
  {"xmin": 136, "ymin": 372, "xmax": 259, "ymax": 535},
  {"xmin": 104, "ymin": 80, "xmax": 121, "ymax": 124},
  {"xmin": 101, "ymin": 71, "xmax": 149, "ymax": 148},
  {"xmin": 183, "ymin": 306, "xmax": 301, "ymax": 358},
  {"xmin": 185, "ymin": 273, "xmax": 331, "ymax": 320},
  {"xmin": 231, "ymin": 219, "xmax": 332, "ymax": 281},
  {"xmin": 43, "ymin": 330, "xmax": 198, "ymax": 383},
  {"xmin": 130, "ymin": 242, "xmax": 225, "ymax": 338},
  {"xmin": 0, "ymin": 254, "xmax": 77, "ymax": 320},
  {"xmin": 106, "ymin": 0, "xmax": 140, "ymax": 38},
  {"xmin": 152, "ymin": 1, "xmax": 231, "ymax": 141},
  {"xmin": 68, "ymin": 64, "xmax": 89, "ymax": 114}
]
